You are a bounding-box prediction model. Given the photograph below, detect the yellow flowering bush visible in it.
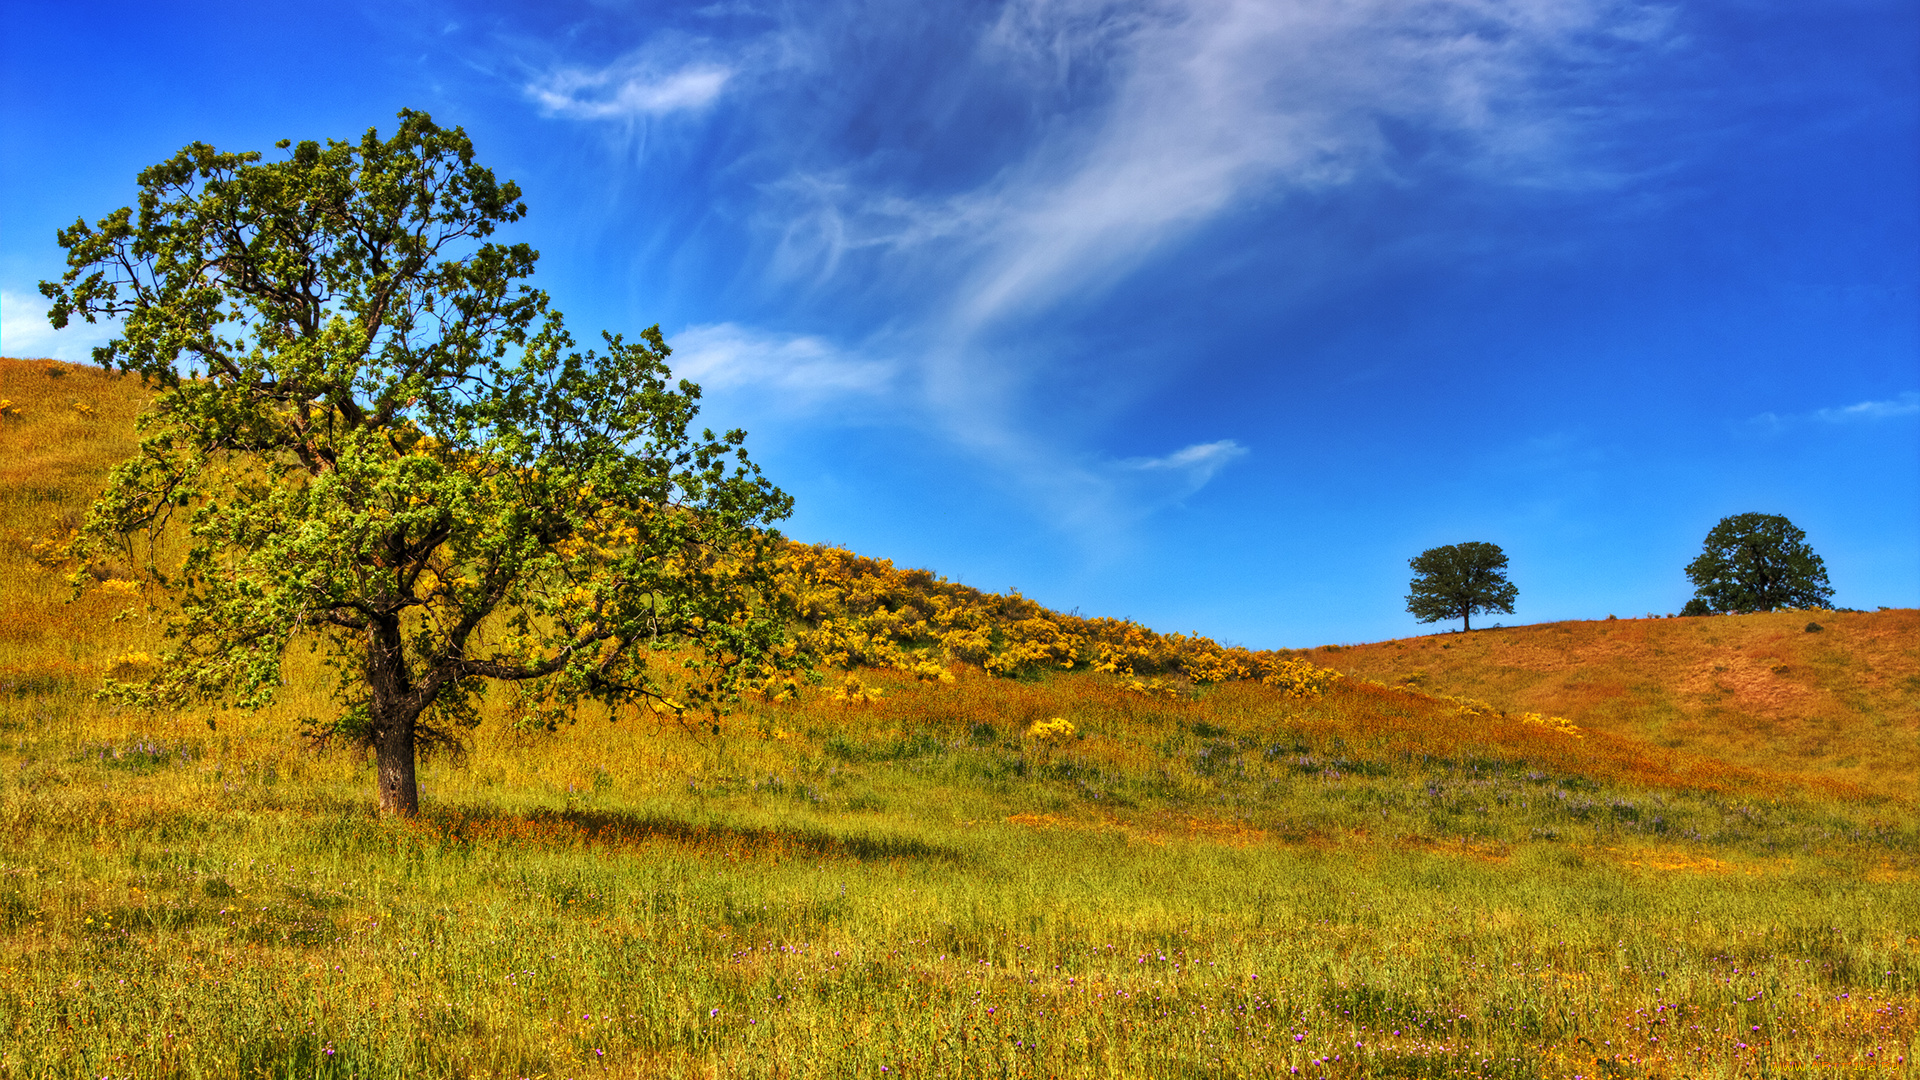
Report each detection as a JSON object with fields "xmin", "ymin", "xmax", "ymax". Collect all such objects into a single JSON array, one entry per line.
[
  {"xmin": 1025, "ymin": 716, "xmax": 1078, "ymax": 763},
  {"xmin": 982, "ymin": 617, "xmax": 1083, "ymax": 676},
  {"xmin": 1025, "ymin": 716, "xmax": 1077, "ymax": 744},
  {"xmin": 1258, "ymin": 658, "xmax": 1344, "ymax": 696},
  {"xmin": 1444, "ymin": 695, "xmax": 1505, "ymax": 722},
  {"xmin": 827, "ymin": 672, "xmax": 885, "ymax": 704},
  {"xmin": 1518, "ymin": 712, "xmax": 1582, "ymax": 738},
  {"xmin": 773, "ymin": 542, "xmax": 1341, "ymax": 698}
]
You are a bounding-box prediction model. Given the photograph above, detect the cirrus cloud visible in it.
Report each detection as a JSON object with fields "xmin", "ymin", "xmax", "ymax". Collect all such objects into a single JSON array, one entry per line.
[
  {"xmin": 527, "ymin": 58, "xmax": 732, "ymax": 119},
  {"xmin": 668, "ymin": 322, "xmax": 896, "ymax": 408}
]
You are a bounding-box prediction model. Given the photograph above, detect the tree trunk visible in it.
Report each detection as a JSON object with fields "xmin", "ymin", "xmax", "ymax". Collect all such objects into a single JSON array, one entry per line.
[
  {"xmin": 1462, "ymin": 608, "xmax": 1471, "ymax": 633},
  {"xmin": 367, "ymin": 613, "xmax": 421, "ymax": 816},
  {"xmin": 375, "ymin": 719, "xmax": 419, "ymax": 816}
]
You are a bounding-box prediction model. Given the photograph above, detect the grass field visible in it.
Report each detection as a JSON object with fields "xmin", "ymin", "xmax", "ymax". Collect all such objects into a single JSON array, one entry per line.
[{"xmin": 1, "ymin": 356, "xmax": 1916, "ymax": 1078}]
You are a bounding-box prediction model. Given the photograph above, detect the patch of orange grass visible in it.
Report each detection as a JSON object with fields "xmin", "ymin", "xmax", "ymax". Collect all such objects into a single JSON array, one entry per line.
[
  {"xmin": 1674, "ymin": 653, "xmax": 1813, "ymax": 710},
  {"xmin": 1172, "ymin": 815, "xmax": 1269, "ymax": 847},
  {"xmin": 1863, "ymin": 864, "xmax": 1919, "ymax": 884},
  {"xmin": 1387, "ymin": 833, "xmax": 1511, "ymax": 862},
  {"xmin": 1613, "ymin": 850, "xmax": 1736, "ymax": 875},
  {"xmin": 1607, "ymin": 847, "xmax": 1805, "ymax": 878}
]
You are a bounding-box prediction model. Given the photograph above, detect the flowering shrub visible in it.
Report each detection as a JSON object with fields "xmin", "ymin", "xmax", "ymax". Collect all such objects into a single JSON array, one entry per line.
[
  {"xmin": 1443, "ymin": 695, "xmax": 1504, "ymax": 722},
  {"xmin": 1259, "ymin": 658, "xmax": 1343, "ymax": 697},
  {"xmin": 773, "ymin": 542, "xmax": 1340, "ymax": 696},
  {"xmin": 984, "ymin": 618, "xmax": 1082, "ymax": 676},
  {"xmin": 827, "ymin": 673, "xmax": 885, "ymax": 704},
  {"xmin": 1518, "ymin": 712, "xmax": 1582, "ymax": 738},
  {"xmin": 1025, "ymin": 717, "xmax": 1076, "ymax": 744}
]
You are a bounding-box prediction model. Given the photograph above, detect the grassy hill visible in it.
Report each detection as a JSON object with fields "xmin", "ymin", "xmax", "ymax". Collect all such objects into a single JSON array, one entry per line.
[
  {"xmin": 1312, "ymin": 613, "xmax": 1920, "ymax": 802},
  {"xmin": 1, "ymin": 355, "xmax": 1916, "ymax": 1079}
]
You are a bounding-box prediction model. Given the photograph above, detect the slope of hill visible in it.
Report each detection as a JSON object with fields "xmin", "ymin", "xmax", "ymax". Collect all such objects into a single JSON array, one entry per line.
[
  {"xmin": 0, "ymin": 358, "xmax": 150, "ymax": 689},
  {"xmin": 0, "ymin": 356, "xmax": 1333, "ymax": 703},
  {"xmin": 1312, "ymin": 614, "xmax": 1920, "ymax": 801},
  {"xmin": 3, "ymin": 355, "xmax": 1916, "ymax": 1079}
]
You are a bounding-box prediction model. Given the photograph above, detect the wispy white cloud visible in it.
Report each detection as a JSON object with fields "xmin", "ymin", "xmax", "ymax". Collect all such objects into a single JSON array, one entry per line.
[
  {"xmin": 1749, "ymin": 392, "xmax": 1920, "ymax": 432},
  {"xmin": 527, "ymin": 57, "xmax": 732, "ymax": 120},
  {"xmin": 667, "ymin": 317, "xmax": 1249, "ymax": 526},
  {"xmin": 519, "ymin": 0, "xmax": 1667, "ymax": 534},
  {"xmin": 1813, "ymin": 392, "xmax": 1920, "ymax": 423},
  {"xmin": 728, "ymin": 0, "xmax": 1665, "ymax": 529},
  {"xmin": 771, "ymin": 0, "xmax": 1671, "ymax": 331},
  {"xmin": 668, "ymin": 322, "xmax": 895, "ymax": 406},
  {"xmin": 961, "ymin": 434, "xmax": 1252, "ymax": 542},
  {"xmin": 1121, "ymin": 438, "xmax": 1249, "ymax": 492},
  {"xmin": 1, "ymin": 287, "xmax": 118, "ymax": 362}
]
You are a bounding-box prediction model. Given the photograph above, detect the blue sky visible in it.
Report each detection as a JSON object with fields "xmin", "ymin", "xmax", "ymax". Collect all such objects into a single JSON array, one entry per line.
[{"xmin": 3, "ymin": 0, "xmax": 1915, "ymax": 647}]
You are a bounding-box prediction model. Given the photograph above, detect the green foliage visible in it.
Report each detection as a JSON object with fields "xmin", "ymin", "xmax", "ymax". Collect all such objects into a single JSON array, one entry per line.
[
  {"xmin": 38, "ymin": 111, "xmax": 795, "ymax": 814},
  {"xmin": 1404, "ymin": 541, "xmax": 1518, "ymax": 632},
  {"xmin": 1683, "ymin": 512, "xmax": 1833, "ymax": 614},
  {"xmin": 1679, "ymin": 597, "xmax": 1712, "ymax": 617}
]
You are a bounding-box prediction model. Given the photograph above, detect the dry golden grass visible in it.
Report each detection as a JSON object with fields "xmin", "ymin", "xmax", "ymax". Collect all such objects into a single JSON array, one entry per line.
[
  {"xmin": 1312, "ymin": 612, "xmax": 1920, "ymax": 800},
  {"xmin": 0, "ymin": 357, "xmax": 156, "ymax": 689}
]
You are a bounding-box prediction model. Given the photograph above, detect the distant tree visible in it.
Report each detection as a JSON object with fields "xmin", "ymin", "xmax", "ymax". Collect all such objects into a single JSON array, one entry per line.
[
  {"xmin": 1679, "ymin": 598, "xmax": 1713, "ymax": 617},
  {"xmin": 42, "ymin": 112, "xmax": 797, "ymax": 816},
  {"xmin": 1683, "ymin": 513, "xmax": 1833, "ymax": 614},
  {"xmin": 1405, "ymin": 542, "xmax": 1518, "ymax": 632}
]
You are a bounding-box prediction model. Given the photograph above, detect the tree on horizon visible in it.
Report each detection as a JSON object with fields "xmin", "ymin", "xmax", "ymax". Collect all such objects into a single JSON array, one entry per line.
[
  {"xmin": 1683, "ymin": 512, "xmax": 1833, "ymax": 614},
  {"xmin": 1405, "ymin": 541, "xmax": 1518, "ymax": 633}
]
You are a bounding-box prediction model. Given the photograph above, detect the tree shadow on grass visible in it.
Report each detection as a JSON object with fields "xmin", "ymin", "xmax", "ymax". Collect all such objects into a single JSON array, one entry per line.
[{"xmin": 409, "ymin": 803, "xmax": 968, "ymax": 865}]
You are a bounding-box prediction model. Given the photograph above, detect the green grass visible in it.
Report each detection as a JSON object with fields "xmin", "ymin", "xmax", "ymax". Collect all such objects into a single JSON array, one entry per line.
[
  {"xmin": 4, "ymin": 668, "xmax": 1916, "ymax": 1079},
  {"xmin": 1, "ymin": 357, "xmax": 1917, "ymax": 1078}
]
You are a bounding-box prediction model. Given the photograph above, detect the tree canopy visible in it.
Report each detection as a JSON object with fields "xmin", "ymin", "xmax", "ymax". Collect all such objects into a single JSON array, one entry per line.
[
  {"xmin": 42, "ymin": 111, "xmax": 796, "ymax": 815},
  {"xmin": 1683, "ymin": 512, "xmax": 1833, "ymax": 614},
  {"xmin": 1405, "ymin": 542, "xmax": 1518, "ymax": 632}
]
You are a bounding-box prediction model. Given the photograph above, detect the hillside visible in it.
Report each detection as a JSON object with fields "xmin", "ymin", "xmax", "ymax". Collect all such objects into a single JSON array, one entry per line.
[
  {"xmin": 1313, "ymin": 613, "xmax": 1920, "ymax": 801},
  {"xmin": 2, "ymin": 354, "xmax": 1916, "ymax": 1078},
  {"xmin": 0, "ymin": 356, "xmax": 1340, "ymax": 704},
  {"xmin": 0, "ymin": 358, "xmax": 152, "ymax": 690},
  {"xmin": 4, "ymin": 354, "xmax": 1911, "ymax": 804}
]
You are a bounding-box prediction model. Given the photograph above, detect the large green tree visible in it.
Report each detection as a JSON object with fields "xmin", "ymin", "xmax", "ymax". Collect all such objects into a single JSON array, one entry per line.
[
  {"xmin": 1683, "ymin": 512, "xmax": 1832, "ymax": 614},
  {"xmin": 1405, "ymin": 541, "xmax": 1518, "ymax": 632},
  {"xmin": 42, "ymin": 111, "xmax": 796, "ymax": 815}
]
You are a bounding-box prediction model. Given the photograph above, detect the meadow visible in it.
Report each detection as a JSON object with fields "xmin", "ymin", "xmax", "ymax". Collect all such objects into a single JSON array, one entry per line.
[{"xmin": 1, "ymin": 356, "xmax": 1916, "ymax": 1079}]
